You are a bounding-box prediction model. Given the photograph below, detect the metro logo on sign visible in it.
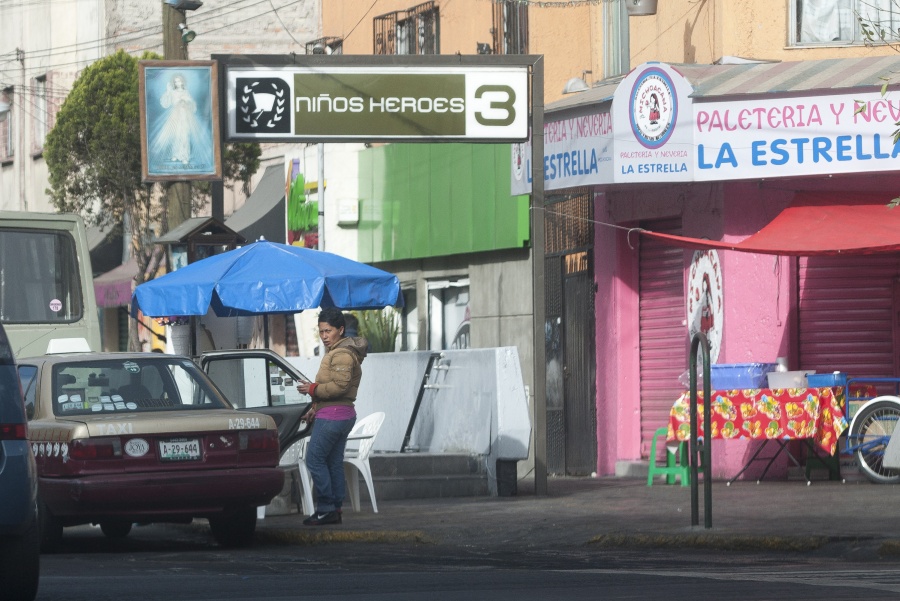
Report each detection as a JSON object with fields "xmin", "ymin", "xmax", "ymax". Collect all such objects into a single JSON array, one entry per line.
[
  {"xmin": 236, "ymin": 78, "xmax": 291, "ymax": 134},
  {"xmin": 225, "ymin": 65, "xmax": 528, "ymax": 142}
]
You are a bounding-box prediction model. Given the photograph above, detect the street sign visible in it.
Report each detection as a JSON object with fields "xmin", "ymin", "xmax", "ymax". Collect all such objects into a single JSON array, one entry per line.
[{"xmin": 224, "ymin": 65, "xmax": 529, "ymax": 142}]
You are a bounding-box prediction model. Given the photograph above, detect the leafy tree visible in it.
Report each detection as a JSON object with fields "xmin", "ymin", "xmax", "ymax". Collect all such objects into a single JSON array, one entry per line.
[
  {"xmin": 857, "ymin": 5, "xmax": 900, "ymax": 206},
  {"xmin": 44, "ymin": 49, "xmax": 260, "ymax": 349}
]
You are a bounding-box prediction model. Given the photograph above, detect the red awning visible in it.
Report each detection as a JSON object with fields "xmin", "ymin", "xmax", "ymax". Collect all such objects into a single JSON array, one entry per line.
[{"xmin": 640, "ymin": 192, "xmax": 900, "ymax": 255}]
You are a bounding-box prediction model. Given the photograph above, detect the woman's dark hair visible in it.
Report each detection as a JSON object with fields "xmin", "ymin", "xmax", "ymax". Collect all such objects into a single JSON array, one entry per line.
[{"xmin": 318, "ymin": 307, "xmax": 346, "ymax": 330}]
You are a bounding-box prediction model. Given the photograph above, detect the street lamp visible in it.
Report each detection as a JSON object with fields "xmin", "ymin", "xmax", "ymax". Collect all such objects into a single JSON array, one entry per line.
[
  {"xmin": 178, "ymin": 23, "xmax": 197, "ymax": 44},
  {"xmin": 164, "ymin": 0, "xmax": 203, "ymax": 10}
]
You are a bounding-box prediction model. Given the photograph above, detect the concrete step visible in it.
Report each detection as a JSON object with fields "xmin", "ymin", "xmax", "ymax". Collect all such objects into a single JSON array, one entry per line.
[{"xmin": 367, "ymin": 453, "xmax": 489, "ymax": 500}]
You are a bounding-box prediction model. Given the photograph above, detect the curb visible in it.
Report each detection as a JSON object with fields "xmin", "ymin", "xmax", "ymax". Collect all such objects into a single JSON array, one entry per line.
[
  {"xmin": 587, "ymin": 533, "xmax": 830, "ymax": 552},
  {"xmin": 255, "ymin": 528, "xmax": 435, "ymax": 546}
]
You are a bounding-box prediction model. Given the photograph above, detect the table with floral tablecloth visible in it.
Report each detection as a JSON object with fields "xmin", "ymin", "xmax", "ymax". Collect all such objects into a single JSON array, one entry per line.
[{"xmin": 667, "ymin": 387, "xmax": 850, "ymax": 455}]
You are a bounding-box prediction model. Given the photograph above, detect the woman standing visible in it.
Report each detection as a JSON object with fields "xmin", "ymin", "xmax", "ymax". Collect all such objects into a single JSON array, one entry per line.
[{"xmin": 296, "ymin": 308, "xmax": 367, "ymax": 525}]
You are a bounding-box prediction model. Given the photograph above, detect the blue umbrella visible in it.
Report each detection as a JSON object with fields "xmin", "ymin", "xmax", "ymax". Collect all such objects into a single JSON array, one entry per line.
[{"xmin": 131, "ymin": 240, "xmax": 402, "ymax": 318}]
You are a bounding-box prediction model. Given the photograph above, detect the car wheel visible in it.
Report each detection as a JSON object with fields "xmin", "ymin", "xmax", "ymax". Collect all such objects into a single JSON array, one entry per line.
[
  {"xmin": 99, "ymin": 521, "xmax": 133, "ymax": 539},
  {"xmin": 208, "ymin": 506, "xmax": 257, "ymax": 548},
  {"xmin": 0, "ymin": 515, "xmax": 40, "ymax": 601},
  {"xmin": 38, "ymin": 500, "xmax": 62, "ymax": 554}
]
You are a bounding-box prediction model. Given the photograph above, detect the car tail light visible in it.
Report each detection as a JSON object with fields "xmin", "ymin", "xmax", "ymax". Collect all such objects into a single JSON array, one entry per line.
[
  {"xmin": 238, "ymin": 429, "xmax": 279, "ymax": 452},
  {"xmin": 69, "ymin": 437, "xmax": 123, "ymax": 459},
  {"xmin": 0, "ymin": 423, "xmax": 27, "ymax": 440}
]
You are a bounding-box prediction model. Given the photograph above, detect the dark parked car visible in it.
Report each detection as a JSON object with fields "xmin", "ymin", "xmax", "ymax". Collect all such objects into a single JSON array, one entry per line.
[
  {"xmin": 0, "ymin": 323, "xmax": 40, "ymax": 601},
  {"xmin": 17, "ymin": 352, "xmax": 284, "ymax": 551}
]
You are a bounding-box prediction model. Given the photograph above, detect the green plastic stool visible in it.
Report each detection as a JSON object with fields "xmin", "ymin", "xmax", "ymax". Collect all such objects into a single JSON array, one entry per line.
[
  {"xmin": 804, "ymin": 440, "xmax": 841, "ymax": 481},
  {"xmin": 647, "ymin": 426, "xmax": 690, "ymax": 486}
]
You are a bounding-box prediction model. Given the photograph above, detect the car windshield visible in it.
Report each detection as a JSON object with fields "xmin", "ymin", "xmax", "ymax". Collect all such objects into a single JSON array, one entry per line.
[{"xmin": 53, "ymin": 357, "xmax": 228, "ymax": 416}]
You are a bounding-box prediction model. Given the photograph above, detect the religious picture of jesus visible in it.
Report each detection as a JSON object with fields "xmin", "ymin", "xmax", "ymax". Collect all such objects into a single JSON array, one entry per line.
[{"xmin": 139, "ymin": 61, "xmax": 221, "ymax": 181}]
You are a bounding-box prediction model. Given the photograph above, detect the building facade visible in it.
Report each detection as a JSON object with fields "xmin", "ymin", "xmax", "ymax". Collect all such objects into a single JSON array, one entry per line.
[
  {"xmin": 541, "ymin": 0, "xmax": 900, "ymax": 479},
  {"xmin": 7, "ymin": 0, "xmax": 897, "ymax": 482},
  {"xmin": 1, "ymin": 1, "xmax": 323, "ymax": 351}
]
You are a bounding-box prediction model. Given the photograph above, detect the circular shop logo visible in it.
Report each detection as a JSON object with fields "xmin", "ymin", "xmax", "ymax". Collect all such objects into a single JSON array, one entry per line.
[
  {"xmin": 686, "ymin": 249, "xmax": 723, "ymax": 364},
  {"xmin": 629, "ymin": 68, "xmax": 677, "ymax": 149},
  {"xmin": 512, "ymin": 142, "xmax": 526, "ymax": 182}
]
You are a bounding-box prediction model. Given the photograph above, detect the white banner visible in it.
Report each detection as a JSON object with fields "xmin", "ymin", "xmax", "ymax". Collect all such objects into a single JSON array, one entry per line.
[
  {"xmin": 510, "ymin": 111, "xmax": 613, "ymax": 195},
  {"xmin": 693, "ymin": 90, "xmax": 900, "ymax": 181}
]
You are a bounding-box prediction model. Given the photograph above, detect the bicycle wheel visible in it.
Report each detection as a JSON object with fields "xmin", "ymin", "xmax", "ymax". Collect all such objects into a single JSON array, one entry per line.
[{"xmin": 850, "ymin": 398, "xmax": 900, "ymax": 484}]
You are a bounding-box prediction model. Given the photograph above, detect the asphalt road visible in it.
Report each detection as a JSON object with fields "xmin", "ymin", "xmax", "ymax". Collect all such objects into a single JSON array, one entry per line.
[
  {"xmin": 32, "ymin": 475, "xmax": 900, "ymax": 600},
  {"xmin": 32, "ymin": 521, "xmax": 900, "ymax": 601}
]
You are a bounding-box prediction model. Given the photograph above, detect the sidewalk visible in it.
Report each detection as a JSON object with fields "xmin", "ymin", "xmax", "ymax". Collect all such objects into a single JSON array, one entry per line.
[{"xmin": 254, "ymin": 476, "xmax": 900, "ymax": 556}]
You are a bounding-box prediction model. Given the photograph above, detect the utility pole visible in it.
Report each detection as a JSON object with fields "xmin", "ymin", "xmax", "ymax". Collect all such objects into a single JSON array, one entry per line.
[
  {"xmin": 162, "ymin": 1, "xmax": 191, "ymax": 230},
  {"xmin": 17, "ymin": 48, "xmax": 26, "ymax": 211}
]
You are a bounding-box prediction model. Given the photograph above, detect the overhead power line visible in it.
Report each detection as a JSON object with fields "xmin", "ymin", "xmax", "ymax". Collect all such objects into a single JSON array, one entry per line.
[{"xmin": 1, "ymin": 0, "xmax": 302, "ymax": 74}]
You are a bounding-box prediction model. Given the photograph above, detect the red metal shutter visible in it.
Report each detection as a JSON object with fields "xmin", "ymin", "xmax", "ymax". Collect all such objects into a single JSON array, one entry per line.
[
  {"xmin": 799, "ymin": 255, "xmax": 900, "ymax": 378},
  {"xmin": 639, "ymin": 219, "xmax": 686, "ymax": 458}
]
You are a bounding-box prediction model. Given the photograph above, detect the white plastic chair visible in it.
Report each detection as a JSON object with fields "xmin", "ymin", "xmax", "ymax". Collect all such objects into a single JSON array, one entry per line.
[
  {"xmin": 343, "ymin": 412, "xmax": 385, "ymax": 513},
  {"xmin": 279, "ymin": 437, "xmax": 315, "ymax": 516}
]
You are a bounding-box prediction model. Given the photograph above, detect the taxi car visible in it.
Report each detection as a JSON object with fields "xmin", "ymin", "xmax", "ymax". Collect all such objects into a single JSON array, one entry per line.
[{"xmin": 16, "ymin": 352, "xmax": 284, "ymax": 551}]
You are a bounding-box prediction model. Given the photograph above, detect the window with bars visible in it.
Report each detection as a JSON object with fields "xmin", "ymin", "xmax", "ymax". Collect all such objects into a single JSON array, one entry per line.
[
  {"xmin": 374, "ymin": 1, "xmax": 439, "ymax": 55},
  {"xmin": 33, "ymin": 75, "xmax": 48, "ymax": 154},
  {"xmin": 0, "ymin": 87, "xmax": 13, "ymax": 163},
  {"xmin": 791, "ymin": 0, "xmax": 900, "ymax": 45},
  {"xmin": 545, "ymin": 189, "xmax": 593, "ymax": 256},
  {"xmin": 492, "ymin": 1, "xmax": 529, "ymax": 55}
]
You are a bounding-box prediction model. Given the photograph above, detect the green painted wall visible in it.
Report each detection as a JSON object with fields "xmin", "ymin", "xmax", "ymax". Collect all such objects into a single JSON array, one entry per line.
[{"xmin": 357, "ymin": 143, "xmax": 530, "ymax": 263}]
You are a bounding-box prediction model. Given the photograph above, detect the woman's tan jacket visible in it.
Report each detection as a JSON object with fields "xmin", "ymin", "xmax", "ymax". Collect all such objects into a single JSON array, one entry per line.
[{"xmin": 310, "ymin": 336, "xmax": 368, "ymax": 407}]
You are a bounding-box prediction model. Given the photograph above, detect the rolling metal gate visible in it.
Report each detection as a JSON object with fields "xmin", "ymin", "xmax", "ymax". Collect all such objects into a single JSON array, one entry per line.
[
  {"xmin": 798, "ymin": 254, "xmax": 900, "ymax": 380},
  {"xmin": 545, "ymin": 191, "xmax": 596, "ymax": 476},
  {"xmin": 638, "ymin": 219, "xmax": 686, "ymax": 459}
]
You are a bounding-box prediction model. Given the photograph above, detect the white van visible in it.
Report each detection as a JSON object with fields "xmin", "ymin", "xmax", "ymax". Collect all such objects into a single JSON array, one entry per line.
[{"xmin": 0, "ymin": 212, "xmax": 101, "ymax": 357}]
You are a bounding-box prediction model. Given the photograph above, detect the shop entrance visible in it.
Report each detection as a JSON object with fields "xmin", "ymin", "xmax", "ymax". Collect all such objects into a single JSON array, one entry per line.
[
  {"xmin": 637, "ymin": 218, "xmax": 686, "ymax": 459},
  {"xmin": 545, "ymin": 190, "xmax": 596, "ymax": 475},
  {"xmin": 798, "ymin": 254, "xmax": 900, "ymax": 380}
]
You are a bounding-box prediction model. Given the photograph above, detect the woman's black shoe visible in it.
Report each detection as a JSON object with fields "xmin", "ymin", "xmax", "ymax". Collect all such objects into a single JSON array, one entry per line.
[{"xmin": 303, "ymin": 511, "xmax": 340, "ymax": 526}]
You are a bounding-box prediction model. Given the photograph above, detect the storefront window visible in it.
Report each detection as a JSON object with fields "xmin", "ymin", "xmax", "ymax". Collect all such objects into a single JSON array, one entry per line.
[
  {"xmin": 792, "ymin": 0, "xmax": 900, "ymax": 45},
  {"xmin": 427, "ymin": 279, "xmax": 469, "ymax": 350}
]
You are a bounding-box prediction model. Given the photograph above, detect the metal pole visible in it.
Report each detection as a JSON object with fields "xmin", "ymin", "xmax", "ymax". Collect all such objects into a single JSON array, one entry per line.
[
  {"xmin": 17, "ymin": 49, "xmax": 25, "ymax": 210},
  {"xmin": 162, "ymin": 2, "xmax": 192, "ymax": 231},
  {"xmin": 689, "ymin": 332, "xmax": 712, "ymax": 529},
  {"xmin": 317, "ymin": 142, "xmax": 325, "ymax": 251},
  {"xmin": 531, "ymin": 57, "xmax": 547, "ymax": 496}
]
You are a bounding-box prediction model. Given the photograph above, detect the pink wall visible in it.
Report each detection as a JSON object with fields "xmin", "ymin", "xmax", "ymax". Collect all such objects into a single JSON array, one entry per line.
[
  {"xmin": 701, "ymin": 183, "xmax": 796, "ymax": 477},
  {"xmin": 594, "ymin": 181, "xmax": 803, "ymax": 478},
  {"xmin": 594, "ymin": 191, "xmax": 640, "ymax": 476}
]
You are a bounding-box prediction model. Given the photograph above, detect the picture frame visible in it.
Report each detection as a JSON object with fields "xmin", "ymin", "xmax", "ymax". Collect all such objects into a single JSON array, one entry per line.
[{"xmin": 138, "ymin": 60, "xmax": 222, "ymax": 182}]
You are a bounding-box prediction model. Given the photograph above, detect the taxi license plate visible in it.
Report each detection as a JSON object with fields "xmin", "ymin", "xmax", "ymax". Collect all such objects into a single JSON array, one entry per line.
[{"xmin": 159, "ymin": 439, "xmax": 201, "ymax": 461}]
